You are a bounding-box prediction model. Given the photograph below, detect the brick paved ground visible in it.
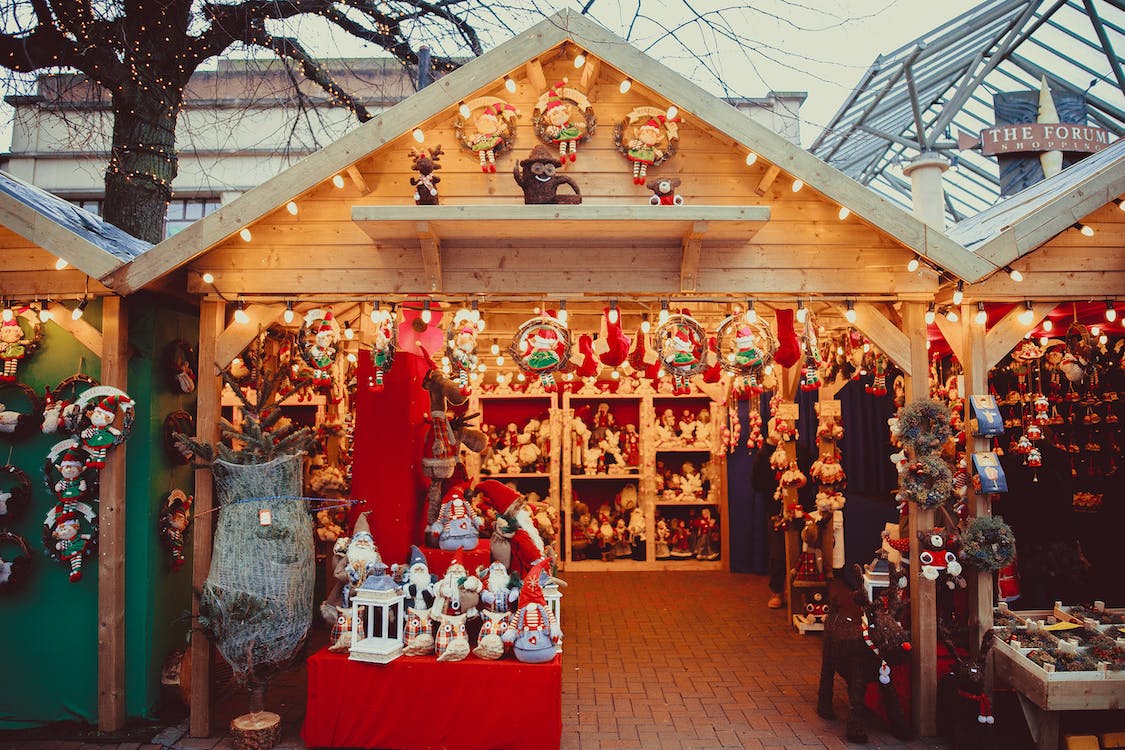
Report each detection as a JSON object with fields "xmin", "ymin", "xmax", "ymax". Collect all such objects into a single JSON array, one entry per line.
[{"xmin": 2, "ymin": 571, "xmax": 971, "ymax": 750}]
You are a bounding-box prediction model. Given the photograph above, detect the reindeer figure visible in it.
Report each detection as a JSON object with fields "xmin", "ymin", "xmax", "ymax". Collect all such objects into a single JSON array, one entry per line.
[
  {"xmin": 938, "ymin": 626, "xmax": 996, "ymax": 750},
  {"xmin": 817, "ymin": 564, "xmax": 913, "ymax": 744},
  {"xmin": 419, "ymin": 351, "xmax": 487, "ymax": 532},
  {"xmin": 410, "ymin": 145, "xmax": 444, "ymax": 205}
]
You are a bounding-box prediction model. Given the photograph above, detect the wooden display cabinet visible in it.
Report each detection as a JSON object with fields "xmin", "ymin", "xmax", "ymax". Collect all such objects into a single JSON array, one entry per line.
[{"xmin": 561, "ymin": 388, "xmax": 728, "ymax": 571}]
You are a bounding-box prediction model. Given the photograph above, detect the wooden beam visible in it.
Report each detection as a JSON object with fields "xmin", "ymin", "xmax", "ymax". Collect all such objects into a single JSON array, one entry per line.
[
  {"xmin": 578, "ymin": 56, "xmax": 600, "ymax": 90},
  {"xmin": 755, "ymin": 164, "xmax": 781, "ymax": 197},
  {"xmin": 190, "ymin": 300, "xmax": 225, "ymax": 738},
  {"xmin": 0, "ymin": 270, "xmax": 112, "ymax": 297},
  {"xmin": 840, "ymin": 302, "xmax": 912, "ymax": 377},
  {"xmin": 902, "ymin": 301, "xmax": 937, "ymax": 739},
  {"xmin": 961, "ymin": 304, "xmax": 993, "ymax": 657},
  {"xmin": 345, "ymin": 166, "xmax": 371, "ymax": 195},
  {"xmin": 0, "ymin": 192, "xmax": 125, "ymax": 279},
  {"xmin": 932, "ymin": 311, "xmax": 963, "ymax": 364},
  {"xmin": 47, "ymin": 301, "xmax": 103, "ymax": 355},
  {"xmin": 416, "ymin": 222, "xmax": 443, "ymax": 293},
  {"xmin": 214, "ymin": 303, "xmax": 284, "ymax": 368},
  {"xmin": 680, "ymin": 221, "xmax": 706, "ymax": 292},
  {"xmin": 525, "ymin": 58, "xmax": 547, "ymax": 92},
  {"xmin": 97, "ymin": 296, "xmax": 128, "ymax": 732},
  {"xmin": 983, "ymin": 302, "xmax": 1055, "ymax": 369}
]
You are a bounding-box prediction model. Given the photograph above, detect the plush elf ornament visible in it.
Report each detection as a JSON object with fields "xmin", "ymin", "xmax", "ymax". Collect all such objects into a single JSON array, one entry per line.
[
  {"xmin": 655, "ymin": 313, "xmax": 710, "ymax": 395},
  {"xmin": 503, "ymin": 562, "xmax": 561, "ymax": 663},
  {"xmin": 534, "ymin": 79, "xmax": 592, "ymax": 163},
  {"xmin": 158, "ymin": 489, "xmax": 193, "ymax": 572},
  {"xmin": 368, "ymin": 306, "xmax": 396, "ymax": 392},
  {"xmin": 592, "ymin": 308, "xmax": 631, "ymax": 368},
  {"xmin": 445, "ymin": 310, "xmax": 480, "ymax": 396},
  {"xmin": 509, "ymin": 316, "xmax": 571, "ymax": 391},
  {"xmin": 303, "ymin": 312, "xmax": 338, "ymax": 387},
  {"xmin": 866, "ymin": 355, "xmax": 889, "ymax": 396},
  {"xmin": 53, "ymin": 447, "xmax": 90, "ymax": 502},
  {"xmin": 80, "ymin": 395, "xmax": 132, "ymax": 469},
  {"xmin": 0, "ymin": 316, "xmax": 38, "ymax": 383},
  {"xmin": 44, "ymin": 501, "xmax": 97, "ymax": 582},
  {"xmin": 614, "ymin": 109, "xmax": 680, "ymax": 184},
  {"xmin": 458, "ymin": 101, "xmax": 519, "ymax": 173},
  {"xmin": 430, "ymin": 483, "xmax": 483, "ymax": 551}
]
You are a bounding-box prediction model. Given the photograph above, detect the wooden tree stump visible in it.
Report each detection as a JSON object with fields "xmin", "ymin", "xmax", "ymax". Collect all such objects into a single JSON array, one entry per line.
[{"xmin": 231, "ymin": 711, "xmax": 281, "ymax": 750}]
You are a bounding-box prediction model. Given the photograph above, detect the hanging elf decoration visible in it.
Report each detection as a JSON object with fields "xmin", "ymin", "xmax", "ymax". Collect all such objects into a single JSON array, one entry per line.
[
  {"xmin": 715, "ymin": 313, "xmax": 777, "ymax": 394},
  {"xmin": 63, "ymin": 386, "xmax": 135, "ymax": 470},
  {"xmin": 612, "ymin": 107, "xmax": 680, "ymax": 184},
  {"xmin": 866, "ymin": 354, "xmax": 890, "ymax": 397},
  {"xmin": 455, "ymin": 98, "xmax": 519, "ymax": 173},
  {"xmin": 368, "ymin": 304, "xmax": 397, "ymax": 392},
  {"xmin": 654, "ymin": 312, "xmax": 711, "ymax": 395},
  {"xmin": 799, "ymin": 322, "xmax": 823, "ymax": 392},
  {"xmin": 41, "ymin": 374, "xmax": 99, "ymax": 435},
  {"xmin": 0, "ymin": 529, "xmax": 32, "ymax": 588},
  {"xmin": 445, "ymin": 308, "xmax": 482, "ymax": 396},
  {"xmin": 42, "ymin": 440, "xmax": 97, "ymax": 583},
  {"xmin": 531, "ymin": 78, "xmax": 595, "ymax": 164},
  {"xmin": 509, "ymin": 315, "xmax": 572, "ymax": 392},
  {"xmin": 158, "ymin": 489, "xmax": 194, "ymax": 572},
  {"xmin": 0, "ymin": 382, "xmax": 44, "ymax": 438},
  {"xmin": 0, "ymin": 463, "xmax": 31, "ymax": 520},
  {"xmin": 0, "ymin": 310, "xmax": 43, "ymax": 383},
  {"xmin": 298, "ymin": 310, "xmax": 340, "ymax": 388}
]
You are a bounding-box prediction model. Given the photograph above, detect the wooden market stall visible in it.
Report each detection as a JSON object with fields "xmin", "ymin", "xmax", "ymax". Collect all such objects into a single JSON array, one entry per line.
[
  {"xmin": 0, "ymin": 168, "xmax": 199, "ymax": 733},
  {"xmin": 101, "ymin": 10, "xmax": 1054, "ymax": 740}
]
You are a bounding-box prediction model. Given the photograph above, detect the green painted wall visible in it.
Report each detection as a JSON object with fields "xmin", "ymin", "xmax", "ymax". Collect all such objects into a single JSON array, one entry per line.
[{"xmin": 0, "ymin": 296, "xmax": 199, "ymax": 729}]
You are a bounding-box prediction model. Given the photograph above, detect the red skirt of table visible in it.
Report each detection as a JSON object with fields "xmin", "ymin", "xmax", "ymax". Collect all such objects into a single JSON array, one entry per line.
[{"xmin": 301, "ymin": 647, "xmax": 562, "ymax": 750}]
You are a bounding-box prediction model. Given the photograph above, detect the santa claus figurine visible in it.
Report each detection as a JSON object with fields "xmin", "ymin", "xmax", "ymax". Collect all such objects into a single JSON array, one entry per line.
[
  {"xmin": 431, "ymin": 483, "xmax": 482, "ymax": 551},
  {"xmin": 478, "ymin": 559, "xmax": 520, "ymax": 615},
  {"xmin": 336, "ymin": 512, "xmax": 382, "ymax": 608},
  {"xmin": 402, "ymin": 545, "xmax": 437, "ymax": 656},
  {"xmin": 504, "ymin": 562, "xmax": 561, "ymax": 663},
  {"xmin": 474, "ymin": 479, "xmax": 550, "ymax": 579},
  {"xmin": 429, "ymin": 548, "xmax": 482, "ymax": 623}
]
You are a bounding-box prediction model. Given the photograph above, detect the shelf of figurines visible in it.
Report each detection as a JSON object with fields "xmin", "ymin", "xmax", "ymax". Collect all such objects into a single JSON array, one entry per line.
[{"xmin": 990, "ymin": 600, "xmax": 1125, "ymax": 711}]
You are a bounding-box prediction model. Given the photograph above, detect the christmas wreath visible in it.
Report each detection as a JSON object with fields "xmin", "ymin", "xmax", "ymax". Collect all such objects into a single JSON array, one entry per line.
[
  {"xmin": 163, "ymin": 410, "xmax": 196, "ymax": 464},
  {"xmin": 715, "ymin": 313, "xmax": 777, "ymax": 391},
  {"xmin": 0, "ymin": 382, "xmax": 44, "ymax": 438},
  {"xmin": 959, "ymin": 515, "xmax": 1016, "ymax": 571},
  {"xmin": 0, "ymin": 464, "xmax": 32, "ymax": 520},
  {"xmin": 897, "ymin": 398, "xmax": 952, "ymax": 453},
  {"xmin": 165, "ymin": 338, "xmax": 197, "ymax": 394},
  {"xmin": 0, "ymin": 529, "xmax": 32, "ymax": 588},
  {"xmin": 899, "ymin": 454, "xmax": 953, "ymax": 509},
  {"xmin": 42, "ymin": 374, "xmax": 100, "ymax": 434},
  {"xmin": 509, "ymin": 315, "xmax": 571, "ymax": 391},
  {"xmin": 654, "ymin": 313, "xmax": 710, "ymax": 394}
]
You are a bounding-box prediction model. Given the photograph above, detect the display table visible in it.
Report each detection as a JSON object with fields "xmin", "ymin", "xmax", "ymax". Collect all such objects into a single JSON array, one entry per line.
[{"xmin": 302, "ymin": 648, "xmax": 562, "ymax": 750}]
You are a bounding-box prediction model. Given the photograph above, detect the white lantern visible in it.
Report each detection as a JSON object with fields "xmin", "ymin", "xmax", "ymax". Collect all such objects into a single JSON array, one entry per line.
[{"xmin": 349, "ymin": 565, "xmax": 406, "ymax": 664}]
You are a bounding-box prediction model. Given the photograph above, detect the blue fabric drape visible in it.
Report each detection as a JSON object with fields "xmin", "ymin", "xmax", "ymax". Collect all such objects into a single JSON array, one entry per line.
[
  {"xmin": 727, "ymin": 392, "xmax": 774, "ymax": 573},
  {"xmin": 837, "ymin": 375, "xmax": 897, "ymax": 496}
]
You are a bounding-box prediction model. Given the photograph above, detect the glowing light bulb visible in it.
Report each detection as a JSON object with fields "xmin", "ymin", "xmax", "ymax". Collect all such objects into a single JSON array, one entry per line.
[
  {"xmin": 343, "ymin": 323, "xmax": 354, "ymax": 340},
  {"xmin": 975, "ymin": 303, "xmax": 987, "ymax": 325},
  {"xmin": 331, "ymin": 174, "xmax": 345, "ymax": 188},
  {"xmin": 925, "ymin": 304, "xmax": 936, "ymax": 325},
  {"xmin": 1, "ymin": 308, "xmax": 11, "ymax": 322},
  {"xmin": 659, "ymin": 303, "xmax": 669, "ymax": 324},
  {"xmin": 1006, "ymin": 266, "xmax": 1023, "ymax": 282},
  {"xmin": 907, "ymin": 256, "xmax": 920, "ymax": 273},
  {"xmin": 1039, "ymin": 336, "xmax": 1049, "ymax": 346},
  {"xmin": 573, "ymin": 51, "xmax": 586, "ymax": 68},
  {"xmin": 284, "ymin": 302, "xmax": 295, "ymax": 324},
  {"xmin": 763, "ymin": 365, "xmax": 772, "ymax": 375},
  {"xmin": 478, "ymin": 363, "xmax": 487, "ymax": 372},
  {"xmin": 1018, "ymin": 302, "xmax": 1034, "ymax": 326},
  {"xmin": 863, "ymin": 343, "xmax": 871, "ymax": 353},
  {"xmin": 1099, "ymin": 334, "xmax": 1108, "ymax": 345},
  {"xmin": 496, "ymin": 356, "xmax": 504, "ymax": 366},
  {"xmin": 745, "ymin": 152, "xmax": 758, "ymax": 166},
  {"xmin": 665, "ymin": 106, "xmax": 678, "ymax": 120},
  {"xmin": 72, "ymin": 299, "xmax": 88, "ymax": 321},
  {"xmin": 945, "ymin": 309, "xmax": 958, "ymax": 323},
  {"xmin": 286, "ymin": 201, "xmax": 298, "ymax": 215},
  {"xmin": 201, "ymin": 272, "xmax": 215, "ymax": 284},
  {"xmin": 412, "ymin": 128, "xmax": 425, "ymax": 143},
  {"xmin": 38, "ymin": 304, "xmax": 51, "ymax": 323},
  {"xmin": 458, "ymin": 102, "xmax": 471, "ymax": 118},
  {"xmin": 234, "ymin": 302, "xmax": 250, "ymax": 325},
  {"xmin": 421, "ymin": 308, "xmax": 432, "ymax": 325},
  {"xmin": 1091, "ymin": 325, "xmax": 1101, "ymax": 337},
  {"xmin": 504, "ymin": 77, "xmax": 517, "ymax": 93},
  {"xmin": 837, "ymin": 346, "xmax": 844, "ymax": 356},
  {"xmin": 239, "ymin": 227, "xmax": 252, "ymax": 242},
  {"xmin": 346, "ymin": 352, "xmax": 358, "ymax": 364},
  {"xmin": 611, "ymin": 369, "xmax": 620, "ymax": 379},
  {"xmin": 745, "ymin": 301, "xmax": 757, "ymax": 324},
  {"xmin": 608, "ymin": 304, "xmax": 619, "ymax": 325},
  {"xmin": 476, "ymin": 317, "xmax": 485, "ymax": 332},
  {"xmin": 517, "ymin": 372, "xmax": 526, "ymax": 382},
  {"xmin": 1106, "ymin": 301, "xmax": 1117, "ymax": 323},
  {"xmin": 844, "ymin": 301, "xmax": 856, "ymax": 324},
  {"xmin": 837, "ymin": 206, "xmax": 850, "ymax": 220},
  {"xmin": 796, "ymin": 302, "xmax": 807, "ymax": 324},
  {"xmin": 55, "ymin": 258, "xmax": 68, "ymax": 270},
  {"xmin": 1042, "ymin": 318, "xmax": 1053, "ymax": 332},
  {"xmin": 641, "ymin": 318, "xmax": 651, "ymax": 334},
  {"xmin": 490, "ymin": 341, "xmax": 500, "ymax": 355},
  {"xmin": 1077, "ymin": 223, "xmax": 1094, "ymax": 237},
  {"xmin": 791, "ymin": 179, "xmax": 804, "ymax": 193},
  {"xmin": 952, "ymin": 281, "xmax": 964, "ymax": 306},
  {"xmin": 619, "ymin": 79, "xmax": 632, "ymax": 94}
]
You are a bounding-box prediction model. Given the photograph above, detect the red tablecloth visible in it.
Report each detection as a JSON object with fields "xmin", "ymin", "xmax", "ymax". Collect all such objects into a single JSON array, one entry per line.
[{"xmin": 302, "ymin": 648, "xmax": 562, "ymax": 750}]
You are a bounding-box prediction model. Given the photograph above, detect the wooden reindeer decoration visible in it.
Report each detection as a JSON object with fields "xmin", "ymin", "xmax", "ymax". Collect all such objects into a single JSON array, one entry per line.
[{"xmin": 410, "ymin": 145, "xmax": 444, "ymax": 205}]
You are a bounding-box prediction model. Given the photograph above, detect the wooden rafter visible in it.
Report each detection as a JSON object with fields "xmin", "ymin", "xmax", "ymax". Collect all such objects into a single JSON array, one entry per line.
[
  {"xmin": 680, "ymin": 221, "xmax": 706, "ymax": 292},
  {"xmin": 345, "ymin": 166, "xmax": 371, "ymax": 195},
  {"xmin": 214, "ymin": 303, "xmax": 284, "ymax": 368},
  {"xmin": 46, "ymin": 301, "xmax": 103, "ymax": 354},
  {"xmin": 525, "ymin": 58, "xmax": 547, "ymax": 92},
  {"xmin": 983, "ymin": 302, "xmax": 1055, "ymax": 369},
  {"xmin": 834, "ymin": 301, "xmax": 912, "ymax": 376},
  {"xmin": 755, "ymin": 165, "xmax": 781, "ymax": 197},
  {"xmin": 417, "ymin": 222, "xmax": 443, "ymax": 293}
]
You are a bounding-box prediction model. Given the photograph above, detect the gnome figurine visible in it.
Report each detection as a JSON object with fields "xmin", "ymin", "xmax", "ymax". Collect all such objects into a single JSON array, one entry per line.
[
  {"xmin": 474, "ymin": 479, "xmax": 550, "ymax": 580},
  {"xmin": 504, "ymin": 562, "xmax": 562, "ymax": 663},
  {"xmin": 338, "ymin": 512, "xmax": 382, "ymax": 608},
  {"xmin": 430, "ymin": 483, "xmax": 483, "ymax": 551}
]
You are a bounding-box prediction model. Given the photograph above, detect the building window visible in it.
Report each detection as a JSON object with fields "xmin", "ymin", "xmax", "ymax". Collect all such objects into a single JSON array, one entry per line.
[{"xmin": 165, "ymin": 198, "xmax": 222, "ymax": 238}]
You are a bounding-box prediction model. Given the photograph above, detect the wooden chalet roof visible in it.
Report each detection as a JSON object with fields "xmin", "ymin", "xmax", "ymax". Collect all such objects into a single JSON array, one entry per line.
[
  {"xmin": 104, "ymin": 10, "xmax": 994, "ymax": 298},
  {"xmin": 947, "ymin": 139, "xmax": 1125, "ymax": 298},
  {"xmin": 0, "ymin": 169, "xmax": 150, "ymax": 296}
]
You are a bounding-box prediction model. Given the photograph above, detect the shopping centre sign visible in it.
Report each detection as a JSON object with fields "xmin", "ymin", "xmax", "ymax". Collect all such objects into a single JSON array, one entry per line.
[{"xmin": 958, "ymin": 123, "xmax": 1114, "ymax": 156}]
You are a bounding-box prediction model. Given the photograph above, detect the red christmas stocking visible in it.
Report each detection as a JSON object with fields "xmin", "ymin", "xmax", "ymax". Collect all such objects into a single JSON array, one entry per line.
[
  {"xmin": 702, "ymin": 336, "xmax": 722, "ymax": 383},
  {"xmin": 629, "ymin": 328, "xmax": 658, "ymax": 371},
  {"xmin": 575, "ymin": 334, "xmax": 600, "ymax": 378},
  {"xmin": 593, "ymin": 308, "xmax": 631, "ymax": 367},
  {"xmin": 997, "ymin": 559, "xmax": 1021, "ymax": 602},
  {"xmin": 774, "ymin": 308, "xmax": 801, "ymax": 368}
]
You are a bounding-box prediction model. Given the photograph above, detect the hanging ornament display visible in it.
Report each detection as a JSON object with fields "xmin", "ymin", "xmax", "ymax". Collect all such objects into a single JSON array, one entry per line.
[
  {"xmin": 165, "ymin": 338, "xmax": 197, "ymax": 394},
  {"xmin": 43, "ymin": 495, "xmax": 97, "ymax": 583},
  {"xmin": 0, "ymin": 464, "xmax": 31, "ymax": 520},
  {"xmin": 445, "ymin": 309, "xmax": 481, "ymax": 395},
  {"xmin": 532, "ymin": 78, "xmax": 595, "ymax": 163},
  {"xmin": 0, "ymin": 382, "xmax": 44, "ymax": 438},
  {"xmin": 455, "ymin": 98, "xmax": 519, "ymax": 173},
  {"xmin": 44, "ymin": 441, "xmax": 93, "ymax": 504},
  {"xmin": 866, "ymin": 354, "xmax": 889, "ymax": 396},
  {"xmin": 0, "ymin": 529, "xmax": 32, "ymax": 588},
  {"xmin": 715, "ymin": 314, "xmax": 777, "ymax": 394},
  {"xmin": 654, "ymin": 312, "xmax": 709, "ymax": 395},
  {"xmin": 509, "ymin": 315, "xmax": 571, "ymax": 392},
  {"xmin": 63, "ymin": 386, "xmax": 135, "ymax": 470},
  {"xmin": 298, "ymin": 310, "xmax": 340, "ymax": 388},
  {"xmin": 612, "ymin": 107, "xmax": 680, "ymax": 184},
  {"xmin": 368, "ymin": 306, "xmax": 397, "ymax": 392},
  {"xmin": 408, "ymin": 145, "xmax": 444, "ymax": 205},
  {"xmin": 0, "ymin": 311, "xmax": 43, "ymax": 383},
  {"xmin": 158, "ymin": 489, "xmax": 194, "ymax": 572},
  {"xmin": 41, "ymin": 374, "xmax": 99, "ymax": 434},
  {"xmin": 163, "ymin": 410, "xmax": 196, "ymax": 464},
  {"xmin": 799, "ymin": 322, "xmax": 822, "ymax": 391}
]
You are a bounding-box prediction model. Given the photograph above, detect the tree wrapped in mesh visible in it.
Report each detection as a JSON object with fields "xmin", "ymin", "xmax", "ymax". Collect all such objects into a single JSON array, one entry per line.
[{"xmin": 174, "ymin": 364, "xmax": 317, "ymax": 718}]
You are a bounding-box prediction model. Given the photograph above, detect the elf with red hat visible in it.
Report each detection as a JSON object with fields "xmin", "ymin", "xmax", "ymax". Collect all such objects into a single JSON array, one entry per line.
[
  {"xmin": 474, "ymin": 479, "xmax": 550, "ymax": 580},
  {"xmin": 542, "ymin": 80, "xmax": 583, "ymax": 162},
  {"xmin": 503, "ymin": 561, "xmax": 561, "ymax": 663},
  {"xmin": 431, "ymin": 483, "xmax": 483, "ymax": 551},
  {"xmin": 45, "ymin": 501, "xmax": 96, "ymax": 582},
  {"xmin": 53, "ymin": 447, "xmax": 89, "ymax": 501},
  {"xmin": 80, "ymin": 394, "xmax": 131, "ymax": 469}
]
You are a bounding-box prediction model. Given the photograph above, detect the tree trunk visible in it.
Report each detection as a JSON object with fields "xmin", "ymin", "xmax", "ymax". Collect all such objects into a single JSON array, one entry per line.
[{"xmin": 102, "ymin": 82, "xmax": 182, "ymax": 244}]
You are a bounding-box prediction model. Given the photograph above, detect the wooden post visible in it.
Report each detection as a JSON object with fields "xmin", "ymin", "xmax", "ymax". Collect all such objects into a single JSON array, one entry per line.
[
  {"xmin": 97, "ymin": 296, "xmax": 128, "ymax": 731},
  {"xmin": 902, "ymin": 302, "xmax": 937, "ymax": 737},
  {"xmin": 190, "ymin": 300, "xmax": 225, "ymax": 738},
  {"xmin": 961, "ymin": 304, "xmax": 993, "ymax": 655}
]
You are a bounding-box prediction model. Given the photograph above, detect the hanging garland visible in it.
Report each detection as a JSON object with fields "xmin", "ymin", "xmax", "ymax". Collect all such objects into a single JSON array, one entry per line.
[
  {"xmin": 0, "ymin": 382, "xmax": 44, "ymax": 438},
  {"xmin": 899, "ymin": 454, "xmax": 953, "ymax": 509},
  {"xmin": 0, "ymin": 464, "xmax": 32, "ymax": 520},
  {"xmin": 959, "ymin": 515, "xmax": 1017, "ymax": 572},
  {"xmin": 0, "ymin": 529, "xmax": 32, "ymax": 588},
  {"xmin": 897, "ymin": 399, "xmax": 953, "ymax": 453}
]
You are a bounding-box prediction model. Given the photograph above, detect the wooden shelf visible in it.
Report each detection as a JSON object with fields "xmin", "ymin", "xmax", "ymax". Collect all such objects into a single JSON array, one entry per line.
[
  {"xmin": 352, "ymin": 204, "xmax": 770, "ymax": 248},
  {"xmin": 570, "ymin": 473, "xmax": 640, "ymax": 480},
  {"xmin": 478, "ymin": 472, "xmax": 551, "ymax": 479},
  {"xmin": 655, "ymin": 499, "xmax": 718, "ymax": 506},
  {"xmin": 562, "ymin": 559, "xmax": 723, "ymax": 572}
]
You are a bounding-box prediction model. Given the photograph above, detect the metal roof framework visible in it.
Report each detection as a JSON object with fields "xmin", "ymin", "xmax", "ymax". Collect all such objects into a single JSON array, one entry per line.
[{"xmin": 809, "ymin": 0, "xmax": 1125, "ymax": 222}]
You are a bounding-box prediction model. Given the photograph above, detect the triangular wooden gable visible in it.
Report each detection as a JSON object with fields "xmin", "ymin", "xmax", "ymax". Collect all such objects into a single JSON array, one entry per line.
[{"xmin": 104, "ymin": 10, "xmax": 992, "ymax": 297}]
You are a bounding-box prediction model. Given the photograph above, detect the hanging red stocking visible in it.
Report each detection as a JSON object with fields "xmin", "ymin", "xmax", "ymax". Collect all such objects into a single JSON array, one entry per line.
[
  {"xmin": 866, "ymin": 355, "xmax": 888, "ymax": 396},
  {"xmin": 702, "ymin": 336, "xmax": 722, "ymax": 383},
  {"xmin": 575, "ymin": 334, "xmax": 600, "ymax": 379},
  {"xmin": 592, "ymin": 308, "xmax": 631, "ymax": 368},
  {"xmin": 997, "ymin": 559, "xmax": 1020, "ymax": 602},
  {"xmin": 773, "ymin": 308, "xmax": 801, "ymax": 368}
]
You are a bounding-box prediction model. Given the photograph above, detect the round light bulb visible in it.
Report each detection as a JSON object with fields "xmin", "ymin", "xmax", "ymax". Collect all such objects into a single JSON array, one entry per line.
[
  {"xmin": 745, "ymin": 308, "xmax": 757, "ymax": 324},
  {"xmin": 975, "ymin": 309, "xmax": 987, "ymax": 326},
  {"xmin": 619, "ymin": 79, "xmax": 632, "ymax": 94},
  {"xmin": 611, "ymin": 369, "xmax": 620, "ymax": 379},
  {"xmin": 234, "ymin": 307, "xmax": 250, "ymax": 325},
  {"xmin": 745, "ymin": 152, "xmax": 758, "ymax": 166},
  {"xmin": 665, "ymin": 106, "xmax": 678, "ymax": 120},
  {"xmin": 558, "ymin": 308, "xmax": 568, "ymax": 325},
  {"xmin": 952, "ymin": 285, "xmax": 964, "ymax": 306},
  {"xmin": 796, "ymin": 306, "xmax": 807, "ymax": 324},
  {"xmin": 496, "ymin": 356, "xmax": 504, "ymax": 366},
  {"xmin": 925, "ymin": 309, "xmax": 936, "ymax": 325},
  {"xmin": 1018, "ymin": 308, "xmax": 1034, "ymax": 326},
  {"xmin": 412, "ymin": 128, "xmax": 425, "ymax": 143},
  {"xmin": 347, "ymin": 353, "xmax": 358, "ymax": 364},
  {"xmin": 791, "ymin": 179, "xmax": 804, "ymax": 193},
  {"xmin": 1079, "ymin": 224, "xmax": 1095, "ymax": 237},
  {"xmin": 1039, "ymin": 336, "xmax": 1049, "ymax": 346},
  {"xmin": 1009, "ymin": 267, "xmax": 1023, "ymax": 282},
  {"xmin": 517, "ymin": 372, "xmax": 526, "ymax": 382},
  {"xmin": 55, "ymin": 258, "xmax": 68, "ymax": 270},
  {"xmin": 1099, "ymin": 334, "xmax": 1108, "ymax": 345},
  {"xmin": 421, "ymin": 308, "xmax": 432, "ymax": 324},
  {"xmin": 201, "ymin": 272, "xmax": 215, "ymax": 284},
  {"xmin": 863, "ymin": 343, "xmax": 871, "ymax": 353},
  {"xmin": 344, "ymin": 325, "xmax": 354, "ymax": 340},
  {"xmin": 658, "ymin": 309, "xmax": 669, "ymax": 324},
  {"xmin": 504, "ymin": 77, "xmax": 517, "ymax": 94},
  {"xmin": 239, "ymin": 228, "xmax": 252, "ymax": 242},
  {"xmin": 845, "ymin": 308, "xmax": 857, "ymax": 324},
  {"xmin": 490, "ymin": 342, "xmax": 500, "ymax": 355},
  {"xmin": 907, "ymin": 257, "xmax": 920, "ymax": 273},
  {"xmin": 608, "ymin": 307, "xmax": 619, "ymax": 325},
  {"xmin": 837, "ymin": 206, "xmax": 850, "ymax": 220},
  {"xmin": 2, "ymin": 308, "xmax": 12, "ymax": 322},
  {"xmin": 945, "ymin": 309, "xmax": 958, "ymax": 323},
  {"xmin": 1091, "ymin": 325, "xmax": 1101, "ymax": 337},
  {"xmin": 1106, "ymin": 304, "xmax": 1117, "ymax": 323},
  {"xmin": 39, "ymin": 306, "xmax": 51, "ymax": 323},
  {"xmin": 478, "ymin": 363, "xmax": 487, "ymax": 372},
  {"xmin": 332, "ymin": 174, "xmax": 345, "ymax": 188},
  {"xmin": 1042, "ymin": 318, "xmax": 1053, "ymax": 332},
  {"xmin": 641, "ymin": 320, "xmax": 651, "ymax": 334},
  {"xmin": 286, "ymin": 201, "xmax": 298, "ymax": 215},
  {"xmin": 476, "ymin": 318, "xmax": 485, "ymax": 332},
  {"xmin": 284, "ymin": 308, "xmax": 295, "ymax": 324},
  {"xmin": 573, "ymin": 52, "xmax": 586, "ymax": 68},
  {"xmin": 458, "ymin": 102, "xmax": 471, "ymax": 118}
]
